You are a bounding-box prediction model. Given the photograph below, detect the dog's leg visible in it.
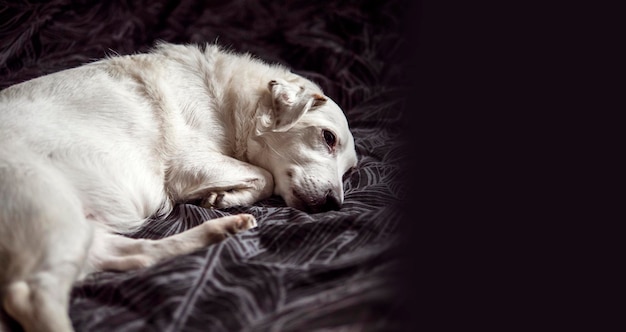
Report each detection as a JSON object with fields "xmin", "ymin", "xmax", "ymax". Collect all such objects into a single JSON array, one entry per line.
[
  {"xmin": 1, "ymin": 154, "xmax": 92, "ymax": 332},
  {"xmin": 3, "ymin": 265, "xmax": 80, "ymax": 332},
  {"xmin": 167, "ymin": 152, "xmax": 274, "ymax": 209},
  {"xmin": 88, "ymin": 214, "xmax": 256, "ymax": 272}
]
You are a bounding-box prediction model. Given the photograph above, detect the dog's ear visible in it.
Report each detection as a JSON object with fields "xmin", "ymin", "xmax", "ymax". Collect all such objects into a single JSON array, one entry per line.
[{"xmin": 268, "ymin": 79, "xmax": 327, "ymax": 132}]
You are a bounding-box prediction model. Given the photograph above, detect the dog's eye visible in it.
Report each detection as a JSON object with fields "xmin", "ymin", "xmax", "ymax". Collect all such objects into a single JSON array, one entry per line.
[{"xmin": 323, "ymin": 130, "xmax": 336, "ymax": 148}]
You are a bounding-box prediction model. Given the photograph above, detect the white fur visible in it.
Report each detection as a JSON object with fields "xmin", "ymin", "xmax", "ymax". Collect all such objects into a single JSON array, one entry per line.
[{"xmin": 0, "ymin": 43, "xmax": 357, "ymax": 332}]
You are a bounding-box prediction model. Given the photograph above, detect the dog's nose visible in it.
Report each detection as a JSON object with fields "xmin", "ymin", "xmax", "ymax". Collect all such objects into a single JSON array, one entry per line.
[{"xmin": 321, "ymin": 191, "xmax": 341, "ymax": 211}]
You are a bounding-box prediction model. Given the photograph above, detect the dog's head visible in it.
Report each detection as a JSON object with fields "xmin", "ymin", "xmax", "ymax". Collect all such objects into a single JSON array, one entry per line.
[{"xmin": 248, "ymin": 77, "xmax": 357, "ymax": 213}]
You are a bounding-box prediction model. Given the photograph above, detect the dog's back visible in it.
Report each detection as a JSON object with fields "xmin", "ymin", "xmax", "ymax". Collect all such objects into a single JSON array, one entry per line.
[
  {"xmin": 0, "ymin": 51, "xmax": 177, "ymax": 332},
  {"xmin": 0, "ymin": 57, "xmax": 177, "ymax": 230}
]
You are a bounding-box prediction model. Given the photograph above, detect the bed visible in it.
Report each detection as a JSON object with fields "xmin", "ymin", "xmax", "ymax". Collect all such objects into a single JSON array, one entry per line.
[{"xmin": 0, "ymin": 0, "xmax": 413, "ymax": 330}]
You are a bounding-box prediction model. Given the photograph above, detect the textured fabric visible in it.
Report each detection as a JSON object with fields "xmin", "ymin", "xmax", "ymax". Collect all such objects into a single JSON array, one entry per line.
[{"xmin": 0, "ymin": 0, "xmax": 412, "ymax": 330}]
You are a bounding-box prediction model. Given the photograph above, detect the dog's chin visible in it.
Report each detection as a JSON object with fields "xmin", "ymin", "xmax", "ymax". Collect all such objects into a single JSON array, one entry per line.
[
  {"xmin": 282, "ymin": 191, "xmax": 309, "ymax": 213},
  {"xmin": 284, "ymin": 189, "xmax": 328, "ymax": 214}
]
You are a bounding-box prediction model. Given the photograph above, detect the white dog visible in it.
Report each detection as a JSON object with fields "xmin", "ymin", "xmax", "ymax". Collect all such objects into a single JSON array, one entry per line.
[{"xmin": 0, "ymin": 43, "xmax": 357, "ymax": 332}]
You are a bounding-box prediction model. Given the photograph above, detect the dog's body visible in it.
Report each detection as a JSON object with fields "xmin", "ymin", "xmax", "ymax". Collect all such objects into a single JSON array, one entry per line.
[{"xmin": 0, "ymin": 43, "xmax": 357, "ymax": 331}]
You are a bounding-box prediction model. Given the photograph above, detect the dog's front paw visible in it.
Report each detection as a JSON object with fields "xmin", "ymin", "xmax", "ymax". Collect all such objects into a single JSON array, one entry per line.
[
  {"xmin": 199, "ymin": 182, "xmax": 266, "ymax": 209},
  {"xmin": 217, "ymin": 214, "xmax": 258, "ymax": 237},
  {"xmin": 201, "ymin": 192, "xmax": 225, "ymax": 209},
  {"xmin": 236, "ymin": 213, "xmax": 258, "ymax": 230},
  {"xmin": 226, "ymin": 213, "xmax": 257, "ymax": 235}
]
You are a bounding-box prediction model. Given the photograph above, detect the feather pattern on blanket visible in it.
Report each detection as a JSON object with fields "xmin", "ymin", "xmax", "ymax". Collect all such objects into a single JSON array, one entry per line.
[{"xmin": 0, "ymin": 0, "xmax": 413, "ymax": 330}]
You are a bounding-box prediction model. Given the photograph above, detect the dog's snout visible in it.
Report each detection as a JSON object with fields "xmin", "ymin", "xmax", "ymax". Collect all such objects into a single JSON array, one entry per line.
[
  {"xmin": 321, "ymin": 191, "xmax": 341, "ymax": 211},
  {"xmin": 294, "ymin": 189, "xmax": 342, "ymax": 213}
]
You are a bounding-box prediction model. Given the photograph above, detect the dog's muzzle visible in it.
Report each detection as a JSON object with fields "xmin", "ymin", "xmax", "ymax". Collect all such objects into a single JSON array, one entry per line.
[
  {"xmin": 319, "ymin": 190, "xmax": 341, "ymax": 212},
  {"xmin": 292, "ymin": 188, "xmax": 342, "ymax": 213}
]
